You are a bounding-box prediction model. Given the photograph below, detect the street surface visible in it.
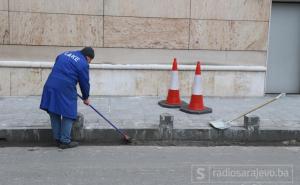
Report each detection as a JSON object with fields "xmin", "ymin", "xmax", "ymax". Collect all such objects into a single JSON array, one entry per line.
[{"xmin": 0, "ymin": 146, "xmax": 298, "ymax": 185}]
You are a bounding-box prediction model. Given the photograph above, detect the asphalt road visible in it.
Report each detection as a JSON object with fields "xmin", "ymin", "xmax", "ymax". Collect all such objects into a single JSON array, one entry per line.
[{"xmin": 0, "ymin": 146, "xmax": 298, "ymax": 185}]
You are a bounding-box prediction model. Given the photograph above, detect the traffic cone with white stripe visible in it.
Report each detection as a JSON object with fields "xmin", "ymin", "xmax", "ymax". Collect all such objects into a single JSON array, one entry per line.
[
  {"xmin": 158, "ymin": 58, "xmax": 186, "ymax": 108},
  {"xmin": 180, "ymin": 61, "xmax": 212, "ymax": 114}
]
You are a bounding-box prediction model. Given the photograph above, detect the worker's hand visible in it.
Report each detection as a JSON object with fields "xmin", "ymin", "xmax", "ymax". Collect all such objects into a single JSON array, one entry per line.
[{"xmin": 83, "ymin": 99, "xmax": 90, "ymax": 105}]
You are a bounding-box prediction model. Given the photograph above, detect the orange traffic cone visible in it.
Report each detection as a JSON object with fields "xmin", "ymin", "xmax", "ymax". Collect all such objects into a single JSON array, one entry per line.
[
  {"xmin": 180, "ymin": 61, "xmax": 212, "ymax": 114},
  {"xmin": 158, "ymin": 58, "xmax": 186, "ymax": 108}
]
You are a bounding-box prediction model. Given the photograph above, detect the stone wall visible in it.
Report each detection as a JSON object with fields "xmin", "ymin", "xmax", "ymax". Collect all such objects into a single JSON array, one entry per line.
[
  {"xmin": 0, "ymin": 0, "xmax": 271, "ymax": 96},
  {"xmin": 1, "ymin": 0, "xmax": 270, "ymax": 53},
  {"xmin": 0, "ymin": 63, "xmax": 265, "ymax": 96}
]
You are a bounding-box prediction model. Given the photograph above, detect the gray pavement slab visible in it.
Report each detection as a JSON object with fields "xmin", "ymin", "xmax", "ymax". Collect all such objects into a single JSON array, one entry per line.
[
  {"xmin": 0, "ymin": 95, "xmax": 300, "ymax": 130},
  {"xmin": 1, "ymin": 95, "xmax": 300, "ymax": 145}
]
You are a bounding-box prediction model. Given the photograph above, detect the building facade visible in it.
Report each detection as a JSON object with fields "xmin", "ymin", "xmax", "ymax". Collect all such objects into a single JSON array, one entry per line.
[{"xmin": 0, "ymin": 0, "xmax": 299, "ymax": 96}]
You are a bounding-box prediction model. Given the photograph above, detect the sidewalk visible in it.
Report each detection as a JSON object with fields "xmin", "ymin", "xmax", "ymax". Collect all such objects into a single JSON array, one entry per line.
[{"xmin": 0, "ymin": 95, "xmax": 300, "ymax": 146}]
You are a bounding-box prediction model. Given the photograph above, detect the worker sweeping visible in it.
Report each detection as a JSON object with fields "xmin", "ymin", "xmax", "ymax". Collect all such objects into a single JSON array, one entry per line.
[{"xmin": 40, "ymin": 47, "xmax": 94, "ymax": 149}]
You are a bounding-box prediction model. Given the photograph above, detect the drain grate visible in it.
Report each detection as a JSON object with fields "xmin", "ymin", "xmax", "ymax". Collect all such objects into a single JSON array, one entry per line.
[{"xmin": 0, "ymin": 138, "xmax": 7, "ymax": 142}]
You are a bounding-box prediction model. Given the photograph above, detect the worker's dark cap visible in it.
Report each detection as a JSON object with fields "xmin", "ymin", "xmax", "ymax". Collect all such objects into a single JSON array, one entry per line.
[{"xmin": 80, "ymin": 47, "xmax": 95, "ymax": 59}]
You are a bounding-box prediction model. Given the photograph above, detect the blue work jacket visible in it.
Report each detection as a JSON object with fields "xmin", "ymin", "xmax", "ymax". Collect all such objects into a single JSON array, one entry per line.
[{"xmin": 40, "ymin": 50, "xmax": 90, "ymax": 119}]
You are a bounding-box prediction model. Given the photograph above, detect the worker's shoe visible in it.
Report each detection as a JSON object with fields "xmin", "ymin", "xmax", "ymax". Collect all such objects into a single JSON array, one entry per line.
[
  {"xmin": 58, "ymin": 141, "xmax": 79, "ymax": 149},
  {"xmin": 55, "ymin": 139, "xmax": 61, "ymax": 147}
]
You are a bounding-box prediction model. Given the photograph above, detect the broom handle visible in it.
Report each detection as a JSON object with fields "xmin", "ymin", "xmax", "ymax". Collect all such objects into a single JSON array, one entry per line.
[
  {"xmin": 77, "ymin": 94, "xmax": 127, "ymax": 137},
  {"xmin": 229, "ymin": 93, "xmax": 285, "ymax": 123}
]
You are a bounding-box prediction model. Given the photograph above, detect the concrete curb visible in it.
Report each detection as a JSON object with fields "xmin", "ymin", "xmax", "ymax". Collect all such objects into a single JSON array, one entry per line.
[
  {"xmin": 1, "ymin": 127, "xmax": 300, "ymax": 146},
  {"xmin": 1, "ymin": 113, "xmax": 300, "ymax": 146}
]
